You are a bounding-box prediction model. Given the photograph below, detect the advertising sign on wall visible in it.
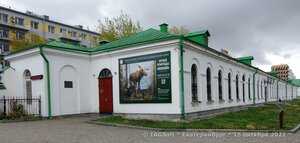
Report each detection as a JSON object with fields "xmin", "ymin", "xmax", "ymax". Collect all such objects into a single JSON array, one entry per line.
[{"xmin": 119, "ymin": 51, "xmax": 171, "ymax": 103}]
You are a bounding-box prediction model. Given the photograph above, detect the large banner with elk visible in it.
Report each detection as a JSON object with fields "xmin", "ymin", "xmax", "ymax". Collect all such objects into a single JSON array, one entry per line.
[{"xmin": 119, "ymin": 51, "xmax": 171, "ymax": 103}]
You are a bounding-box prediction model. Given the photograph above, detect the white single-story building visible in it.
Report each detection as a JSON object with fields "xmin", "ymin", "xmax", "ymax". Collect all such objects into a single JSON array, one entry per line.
[{"xmin": 0, "ymin": 23, "xmax": 299, "ymax": 120}]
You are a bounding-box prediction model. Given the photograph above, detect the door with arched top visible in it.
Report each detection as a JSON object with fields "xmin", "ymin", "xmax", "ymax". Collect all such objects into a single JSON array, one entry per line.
[{"xmin": 98, "ymin": 68, "xmax": 113, "ymax": 114}]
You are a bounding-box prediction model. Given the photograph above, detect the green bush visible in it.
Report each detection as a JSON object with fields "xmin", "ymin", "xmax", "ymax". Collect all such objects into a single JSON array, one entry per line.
[
  {"xmin": 8, "ymin": 100, "xmax": 27, "ymax": 120},
  {"xmin": 0, "ymin": 113, "xmax": 5, "ymax": 120}
]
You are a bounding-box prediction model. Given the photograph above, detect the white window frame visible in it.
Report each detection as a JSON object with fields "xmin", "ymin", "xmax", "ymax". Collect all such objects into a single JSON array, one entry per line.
[
  {"xmin": 48, "ymin": 25, "xmax": 55, "ymax": 33},
  {"xmin": 31, "ymin": 21, "xmax": 39, "ymax": 29},
  {"xmin": 16, "ymin": 17, "xmax": 24, "ymax": 26}
]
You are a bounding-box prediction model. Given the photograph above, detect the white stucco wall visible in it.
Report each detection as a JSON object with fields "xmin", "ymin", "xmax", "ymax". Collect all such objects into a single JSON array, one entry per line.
[
  {"xmin": 43, "ymin": 48, "xmax": 92, "ymax": 116},
  {"xmin": 90, "ymin": 40, "xmax": 181, "ymax": 114},
  {"xmin": 1, "ymin": 49, "xmax": 47, "ymax": 116},
  {"xmin": 183, "ymin": 42, "xmax": 294, "ymax": 113},
  {"xmin": 1, "ymin": 39, "xmax": 297, "ymax": 118},
  {"xmin": 1, "ymin": 41, "xmax": 182, "ymax": 117}
]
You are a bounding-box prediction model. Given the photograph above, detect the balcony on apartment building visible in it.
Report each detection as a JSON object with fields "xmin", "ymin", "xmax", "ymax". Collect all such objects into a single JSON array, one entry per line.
[
  {"xmin": 59, "ymin": 32, "xmax": 81, "ymax": 43},
  {"xmin": 0, "ymin": 21, "xmax": 30, "ymax": 31},
  {"xmin": 0, "ymin": 30, "xmax": 10, "ymax": 41},
  {"xmin": 0, "ymin": 35, "xmax": 10, "ymax": 41}
]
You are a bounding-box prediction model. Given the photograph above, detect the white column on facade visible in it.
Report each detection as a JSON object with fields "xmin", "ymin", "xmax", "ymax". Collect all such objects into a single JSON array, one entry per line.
[
  {"xmin": 224, "ymin": 77, "xmax": 229, "ymax": 102},
  {"xmin": 213, "ymin": 75, "xmax": 218, "ymax": 102},
  {"xmin": 200, "ymin": 73, "xmax": 207, "ymax": 102}
]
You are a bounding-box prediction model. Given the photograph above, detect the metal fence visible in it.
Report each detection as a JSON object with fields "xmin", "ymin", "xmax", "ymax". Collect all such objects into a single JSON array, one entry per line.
[{"xmin": 0, "ymin": 96, "xmax": 41, "ymax": 116}]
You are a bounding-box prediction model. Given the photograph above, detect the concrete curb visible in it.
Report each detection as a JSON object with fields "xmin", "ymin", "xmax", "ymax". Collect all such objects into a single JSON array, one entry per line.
[
  {"xmin": 0, "ymin": 118, "xmax": 43, "ymax": 123},
  {"xmin": 0, "ymin": 114, "xmax": 110, "ymax": 123},
  {"xmin": 291, "ymin": 124, "xmax": 300, "ymax": 133},
  {"xmin": 86, "ymin": 119, "xmax": 299, "ymax": 133}
]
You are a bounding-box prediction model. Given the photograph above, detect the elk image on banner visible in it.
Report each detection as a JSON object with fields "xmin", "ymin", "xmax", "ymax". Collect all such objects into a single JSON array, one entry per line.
[{"xmin": 119, "ymin": 51, "xmax": 171, "ymax": 103}]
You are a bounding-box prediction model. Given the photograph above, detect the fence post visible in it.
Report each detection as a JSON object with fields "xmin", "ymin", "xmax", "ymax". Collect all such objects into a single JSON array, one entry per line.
[
  {"xmin": 3, "ymin": 95, "xmax": 6, "ymax": 116},
  {"xmin": 38, "ymin": 96, "xmax": 41, "ymax": 116},
  {"xmin": 279, "ymin": 110, "xmax": 284, "ymax": 129}
]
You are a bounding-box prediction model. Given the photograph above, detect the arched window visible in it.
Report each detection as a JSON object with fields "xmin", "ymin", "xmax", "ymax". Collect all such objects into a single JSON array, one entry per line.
[
  {"xmin": 99, "ymin": 68, "xmax": 112, "ymax": 78},
  {"xmin": 206, "ymin": 68, "xmax": 212, "ymax": 101},
  {"xmin": 257, "ymin": 80, "xmax": 260, "ymax": 99},
  {"xmin": 248, "ymin": 78, "xmax": 251, "ymax": 99},
  {"xmin": 242, "ymin": 75, "xmax": 245, "ymax": 102},
  {"xmin": 191, "ymin": 64, "xmax": 198, "ymax": 102},
  {"xmin": 228, "ymin": 73, "xmax": 232, "ymax": 100},
  {"xmin": 218, "ymin": 70, "xmax": 223, "ymax": 100},
  {"xmin": 236, "ymin": 75, "xmax": 239, "ymax": 100},
  {"xmin": 24, "ymin": 70, "xmax": 32, "ymax": 104},
  {"xmin": 264, "ymin": 80, "xmax": 267, "ymax": 99}
]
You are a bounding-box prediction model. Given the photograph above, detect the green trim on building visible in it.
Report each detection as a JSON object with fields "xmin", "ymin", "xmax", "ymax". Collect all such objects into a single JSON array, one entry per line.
[
  {"xmin": 0, "ymin": 84, "xmax": 6, "ymax": 90},
  {"xmin": 39, "ymin": 47, "xmax": 52, "ymax": 118},
  {"xmin": 236, "ymin": 56, "xmax": 254, "ymax": 66},
  {"xmin": 0, "ymin": 66, "xmax": 10, "ymax": 73},
  {"xmin": 184, "ymin": 30, "xmax": 210, "ymax": 37},
  {"xmin": 184, "ymin": 30, "xmax": 210, "ymax": 46},
  {"xmin": 268, "ymin": 71, "xmax": 279, "ymax": 77},
  {"xmin": 290, "ymin": 79, "xmax": 300, "ymax": 87},
  {"xmin": 179, "ymin": 35, "xmax": 185, "ymax": 119},
  {"xmin": 253, "ymin": 68, "xmax": 258, "ymax": 104}
]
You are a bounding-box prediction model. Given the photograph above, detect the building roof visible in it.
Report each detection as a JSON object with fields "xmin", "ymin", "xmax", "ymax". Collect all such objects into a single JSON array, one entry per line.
[
  {"xmin": 236, "ymin": 56, "xmax": 254, "ymax": 66},
  {"xmin": 184, "ymin": 30, "xmax": 210, "ymax": 37},
  {"xmin": 5, "ymin": 26, "xmax": 299, "ymax": 87},
  {"xmin": 236, "ymin": 56, "xmax": 254, "ymax": 61},
  {"xmin": 8, "ymin": 28, "xmax": 178, "ymax": 55},
  {"xmin": 93, "ymin": 28, "xmax": 178, "ymax": 52},
  {"xmin": 291, "ymin": 79, "xmax": 300, "ymax": 87},
  {"xmin": 45, "ymin": 41, "xmax": 93, "ymax": 52},
  {"xmin": 8, "ymin": 41, "xmax": 93, "ymax": 56}
]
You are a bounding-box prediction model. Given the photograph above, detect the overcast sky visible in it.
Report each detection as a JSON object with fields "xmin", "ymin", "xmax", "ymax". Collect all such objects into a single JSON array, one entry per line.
[{"xmin": 1, "ymin": 0, "xmax": 300, "ymax": 78}]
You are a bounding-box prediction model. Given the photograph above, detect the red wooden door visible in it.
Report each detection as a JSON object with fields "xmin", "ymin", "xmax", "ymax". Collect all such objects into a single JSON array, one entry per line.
[{"xmin": 99, "ymin": 77, "xmax": 113, "ymax": 114}]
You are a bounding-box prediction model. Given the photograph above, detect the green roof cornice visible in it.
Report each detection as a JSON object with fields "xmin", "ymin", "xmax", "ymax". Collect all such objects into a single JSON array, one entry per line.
[
  {"xmin": 236, "ymin": 56, "xmax": 254, "ymax": 66},
  {"xmin": 290, "ymin": 79, "xmax": 300, "ymax": 87},
  {"xmin": 184, "ymin": 30, "xmax": 210, "ymax": 46},
  {"xmin": 184, "ymin": 30, "xmax": 210, "ymax": 37},
  {"xmin": 236, "ymin": 56, "xmax": 254, "ymax": 61},
  {"xmin": 267, "ymin": 71, "xmax": 279, "ymax": 77}
]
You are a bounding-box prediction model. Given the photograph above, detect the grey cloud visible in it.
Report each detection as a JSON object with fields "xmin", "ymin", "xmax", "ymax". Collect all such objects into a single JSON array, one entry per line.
[
  {"xmin": 283, "ymin": 53, "xmax": 292, "ymax": 59},
  {"xmin": 107, "ymin": 0, "xmax": 300, "ymax": 66},
  {"xmin": 3, "ymin": 0, "xmax": 300, "ymax": 71}
]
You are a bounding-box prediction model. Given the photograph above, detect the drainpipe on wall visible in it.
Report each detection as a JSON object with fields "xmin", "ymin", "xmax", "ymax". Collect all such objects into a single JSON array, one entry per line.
[
  {"xmin": 252, "ymin": 68, "xmax": 258, "ymax": 104},
  {"xmin": 39, "ymin": 47, "xmax": 52, "ymax": 118},
  {"xmin": 277, "ymin": 79, "xmax": 280, "ymax": 102},
  {"xmin": 179, "ymin": 35, "xmax": 185, "ymax": 119},
  {"xmin": 292, "ymin": 86, "xmax": 293, "ymax": 99}
]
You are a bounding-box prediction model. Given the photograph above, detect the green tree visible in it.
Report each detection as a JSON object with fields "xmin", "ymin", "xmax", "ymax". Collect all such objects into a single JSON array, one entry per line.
[
  {"xmin": 169, "ymin": 26, "xmax": 190, "ymax": 35},
  {"xmin": 98, "ymin": 11, "xmax": 143, "ymax": 42},
  {"xmin": 10, "ymin": 34, "xmax": 48, "ymax": 52}
]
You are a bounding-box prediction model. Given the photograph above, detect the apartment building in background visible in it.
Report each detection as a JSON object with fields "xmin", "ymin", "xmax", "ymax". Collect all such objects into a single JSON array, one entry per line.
[
  {"xmin": 271, "ymin": 64, "xmax": 292, "ymax": 80},
  {"xmin": 288, "ymin": 69, "xmax": 296, "ymax": 79},
  {"xmin": 0, "ymin": 5, "xmax": 100, "ymax": 54}
]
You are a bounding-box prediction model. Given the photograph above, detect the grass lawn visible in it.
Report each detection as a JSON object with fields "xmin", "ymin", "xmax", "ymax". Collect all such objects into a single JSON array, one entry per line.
[{"xmin": 97, "ymin": 99, "xmax": 300, "ymax": 130}]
